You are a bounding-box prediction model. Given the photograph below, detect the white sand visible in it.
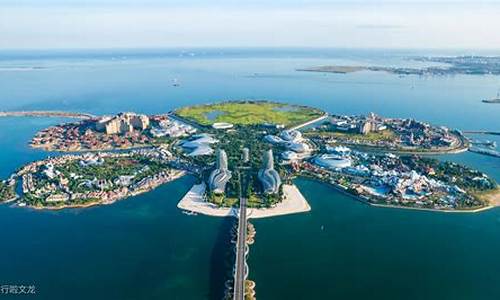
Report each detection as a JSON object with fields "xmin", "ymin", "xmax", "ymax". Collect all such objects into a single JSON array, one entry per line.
[
  {"xmin": 177, "ymin": 183, "xmax": 310, "ymax": 219},
  {"xmin": 247, "ymin": 184, "xmax": 311, "ymax": 219},
  {"xmin": 177, "ymin": 183, "xmax": 236, "ymax": 217}
]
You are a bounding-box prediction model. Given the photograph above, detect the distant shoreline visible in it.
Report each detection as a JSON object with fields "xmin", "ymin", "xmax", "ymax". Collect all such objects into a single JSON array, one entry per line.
[{"xmin": 0, "ymin": 110, "xmax": 95, "ymax": 119}]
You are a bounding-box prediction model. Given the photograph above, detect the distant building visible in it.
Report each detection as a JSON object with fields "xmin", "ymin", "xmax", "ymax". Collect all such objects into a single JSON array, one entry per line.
[
  {"xmin": 258, "ymin": 149, "xmax": 281, "ymax": 194},
  {"xmin": 280, "ymin": 130, "xmax": 302, "ymax": 142},
  {"xmin": 96, "ymin": 113, "xmax": 150, "ymax": 135},
  {"xmin": 264, "ymin": 135, "xmax": 284, "ymax": 144},
  {"xmin": 325, "ymin": 145, "xmax": 351, "ymax": 157},
  {"xmin": 242, "ymin": 147, "xmax": 250, "ymax": 163},
  {"xmin": 208, "ymin": 149, "xmax": 232, "ymax": 194},
  {"xmin": 358, "ymin": 120, "xmax": 378, "ymax": 135},
  {"xmin": 45, "ymin": 193, "xmax": 70, "ymax": 203},
  {"xmin": 181, "ymin": 134, "xmax": 218, "ymax": 157},
  {"xmin": 281, "ymin": 150, "xmax": 298, "ymax": 161},
  {"xmin": 285, "ymin": 141, "xmax": 310, "ymax": 153},
  {"xmin": 314, "ymin": 154, "xmax": 352, "ymax": 170},
  {"xmin": 129, "ymin": 114, "xmax": 150, "ymax": 130}
]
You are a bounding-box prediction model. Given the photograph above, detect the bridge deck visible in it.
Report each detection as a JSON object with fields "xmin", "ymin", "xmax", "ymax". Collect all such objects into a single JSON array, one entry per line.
[{"xmin": 233, "ymin": 196, "xmax": 247, "ymax": 300}]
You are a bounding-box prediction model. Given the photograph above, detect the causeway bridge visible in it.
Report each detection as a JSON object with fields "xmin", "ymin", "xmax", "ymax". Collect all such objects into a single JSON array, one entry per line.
[{"xmin": 233, "ymin": 195, "xmax": 248, "ymax": 300}]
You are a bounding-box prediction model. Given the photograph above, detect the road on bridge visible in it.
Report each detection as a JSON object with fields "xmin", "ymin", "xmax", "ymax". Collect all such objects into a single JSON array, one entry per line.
[{"xmin": 233, "ymin": 170, "xmax": 248, "ymax": 300}]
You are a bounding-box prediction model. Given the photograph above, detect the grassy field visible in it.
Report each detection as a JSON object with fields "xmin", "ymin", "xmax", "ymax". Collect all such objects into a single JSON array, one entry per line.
[
  {"xmin": 174, "ymin": 101, "xmax": 324, "ymax": 127},
  {"xmin": 306, "ymin": 129, "xmax": 397, "ymax": 143}
]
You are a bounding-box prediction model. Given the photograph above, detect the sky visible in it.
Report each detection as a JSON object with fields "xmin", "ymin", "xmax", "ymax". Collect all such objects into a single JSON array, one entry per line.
[{"xmin": 1, "ymin": 0, "xmax": 500, "ymax": 49}]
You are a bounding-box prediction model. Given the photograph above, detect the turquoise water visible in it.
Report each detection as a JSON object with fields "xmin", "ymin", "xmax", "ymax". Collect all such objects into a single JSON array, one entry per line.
[
  {"xmin": 0, "ymin": 49, "xmax": 499, "ymax": 299},
  {"xmin": 251, "ymin": 178, "xmax": 500, "ymax": 300}
]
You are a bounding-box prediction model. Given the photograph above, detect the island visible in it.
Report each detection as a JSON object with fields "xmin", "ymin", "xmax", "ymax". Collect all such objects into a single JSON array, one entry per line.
[
  {"xmin": 15, "ymin": 149, "xmax": 184, "ymax": 209},
  {"xmin": 1, "ymin": 100, "xmax": 498, "ymax": 213},
  {"xmin": 297, "ymin": 56, "xmax": 500, "ymax": 76},
  {"xmin": 174, "ymin": 101, "xmax": 321, "ymax": 218}
]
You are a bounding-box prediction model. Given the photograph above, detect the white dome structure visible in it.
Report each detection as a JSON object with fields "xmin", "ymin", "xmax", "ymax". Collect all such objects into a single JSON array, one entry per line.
[
  {"xmin": 212, "ymin": 122, "xmax": 234, "ymax": 130},
  {"xmin": 314, "ymin": 154, "xmax": 352, "ymax": 170},
  {"xmin": 280, "ymin": 130, "xmax": 302, "ymax": 142}
]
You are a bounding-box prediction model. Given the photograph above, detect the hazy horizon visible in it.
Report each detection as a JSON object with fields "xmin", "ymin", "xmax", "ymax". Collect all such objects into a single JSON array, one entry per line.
[{"xmin": 2, "ymin": 0, "xmax": 500, "ymax": 50}]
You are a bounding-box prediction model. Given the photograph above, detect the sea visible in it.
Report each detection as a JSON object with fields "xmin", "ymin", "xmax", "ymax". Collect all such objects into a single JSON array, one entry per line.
[{"xmin": 0, "ymin": 48, "xmax": 499, "ymax": 300}]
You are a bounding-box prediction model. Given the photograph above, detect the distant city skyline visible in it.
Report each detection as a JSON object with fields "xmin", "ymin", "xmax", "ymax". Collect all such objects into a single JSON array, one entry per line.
[{"xmin": 1, "ymin": 0, "xmax": 500, "ymax": 49}]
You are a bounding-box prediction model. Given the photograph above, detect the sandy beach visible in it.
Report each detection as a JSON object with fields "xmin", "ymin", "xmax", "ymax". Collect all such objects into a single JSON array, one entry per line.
[
  {"xmin": 177, "ymin": 183, "xmax": 237, "ymax": 217},
  {"xmin": 247, "ymin": 184, "xmax": 311, "ymax": 219},
  {"xmin": 480, "ymin": 188, "xmax": 500, "ymax": 207},
  {"xmin": 177, "ymin": 183, "xmax": 311, "ymax": 219}
]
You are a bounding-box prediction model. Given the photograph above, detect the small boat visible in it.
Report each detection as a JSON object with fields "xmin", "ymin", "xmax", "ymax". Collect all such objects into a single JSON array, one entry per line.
[
  {"xmin": 172, "ymin": 78, "xmax": 180, "ymax": 87},
  {"xmin": 182, "ymin": 210, "xmax": 198, "ymax": 216},
  {"xmin": 18, "ymin": 202, "xmax": 26, "ymax": 207},
  {"xmin": 321, "ymin": 225, "xmax": 324, "ymax": 231},
  {"xmin": 482, "ymin": 89, "xmax": 500, "ymax": 103}
]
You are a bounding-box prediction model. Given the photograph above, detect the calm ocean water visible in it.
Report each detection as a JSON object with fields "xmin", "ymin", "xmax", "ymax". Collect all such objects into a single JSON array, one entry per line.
[{"xmin": 0, "ymin": 48, "xmax": 499, "ymax": 299}]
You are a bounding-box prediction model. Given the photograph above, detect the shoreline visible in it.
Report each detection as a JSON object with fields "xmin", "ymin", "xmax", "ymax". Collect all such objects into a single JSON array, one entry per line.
[
  {"xmin": 344, "ymin": 144, "xmax": 469, "ymax": 155},
  {"xmin": 368, "ymin": 202, "xmax": 494, "ymax": 213},
  {"xmin": 31, "ymin": 143, "xmax": 155, "ymax": 153},
  {"xmin": 24, "ymin": 170, "xmax": 186, "ymax": 210},
  {"xmin": 328, "ymin": 131, "xmax": 469, "ymax": 155},
  {"xmin": 247, "ymin": 184, "xmax": 311, "ymax": 218},
  {"xmin": 177, "ymin": 183, "xmax": 311, "ymax": 219},
  {"xmin": 303, "ymin": 176, "xmax": 498, "ymax": 214},
  {"xmin": 177, "ymin": 183, "xmax": 236, "ymax": 217}
]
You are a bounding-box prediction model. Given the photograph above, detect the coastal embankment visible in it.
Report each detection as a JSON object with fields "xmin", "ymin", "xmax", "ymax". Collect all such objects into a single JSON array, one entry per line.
[
  {"xmin": 0, "ymin": 110, "xmax": 95, "ymax": 119},
  {"xmin": 303, "ymin": 176, "xmax": 500, "ymax": 214},
  {"xmin": 288, "ymin": 113, "xmax": 328, "ymax": 131},
  {"xmin": 247, "ymin": 184, "xmax": 311, "ymax": 218},
  {"xmin": 177, "ymin": 183, "xmax": 236, "ymax": 217}
]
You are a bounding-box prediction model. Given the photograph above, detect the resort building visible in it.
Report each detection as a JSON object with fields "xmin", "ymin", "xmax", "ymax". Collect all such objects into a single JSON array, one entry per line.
[
  {"xmin": 242, "ymin": 147, "xmax": 250, "ymax": 163},
  {"xmin": 258, "ymin": 149, "xmax": 281, "ymax": 194},
  {"xmin": 280, "ymin": 130, "xmax": 302, "ymax": 142},
  {"xmin": 96, "ymin": 113, "xmax": 150, "ymax": 135},
  {"xmin": 314, "ymin": 154, "xmax": 352, "ymax": 170},
  {"xmin": 281, "ymin": 150, "xmax": 298, "ymax": 161},
  {"xmin": 208, "ymin": 149, "xmax": 232, "ymax": 194},
  {"xmin": 181, "ymin": 134, "xmax": 218, "ymax": 157}
]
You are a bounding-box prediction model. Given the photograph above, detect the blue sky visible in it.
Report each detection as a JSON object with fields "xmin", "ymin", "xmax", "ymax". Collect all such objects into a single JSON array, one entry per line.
[{"xmin": 1, "ymin": 0, "xmax": 500, "ymax": 49}]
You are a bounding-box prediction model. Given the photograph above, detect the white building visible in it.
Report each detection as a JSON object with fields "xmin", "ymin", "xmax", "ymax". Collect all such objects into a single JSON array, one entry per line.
[{"xmin": 314, "ymin": 154, "xmax": 352, "ymax": 170}]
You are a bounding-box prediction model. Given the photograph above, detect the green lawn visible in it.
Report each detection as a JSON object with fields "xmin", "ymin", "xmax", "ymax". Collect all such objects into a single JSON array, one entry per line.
[
  {"xmin": 306, "ymin": 129, "xmax": 397, "ymax": 143},
  {"xmin": 174, "ymin": 101, "xmax": 324, "ymax": 127}
]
